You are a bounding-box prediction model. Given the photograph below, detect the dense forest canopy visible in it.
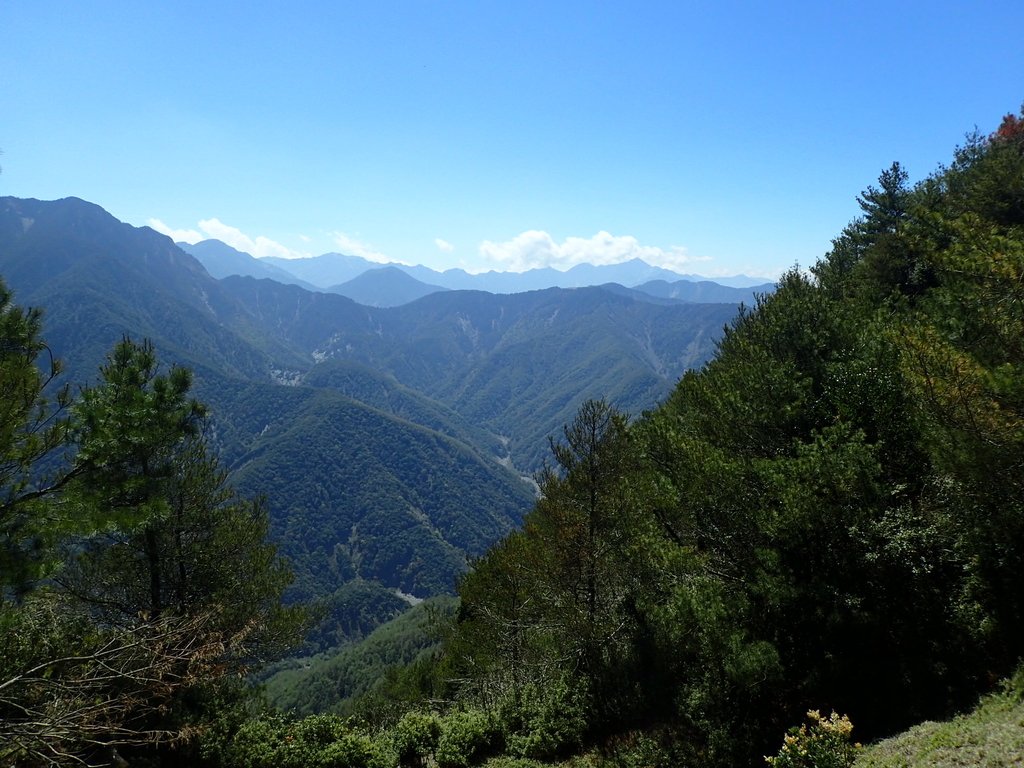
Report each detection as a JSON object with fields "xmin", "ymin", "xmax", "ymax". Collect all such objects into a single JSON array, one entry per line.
[
  {"xmin": 430, "ymin": 109, "xmax": 1024, "ymax": 766},
  {"xmin": 1, "ymin": 107, "xmax": 1023, "ymax": 766}
]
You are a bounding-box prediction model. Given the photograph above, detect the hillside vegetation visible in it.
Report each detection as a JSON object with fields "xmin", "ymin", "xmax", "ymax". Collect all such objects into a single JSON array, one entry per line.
[
  {"xmin": 392, "ymin": 110, "xmax": 1024, "ymax": 765},
  {"xmin": 262, "ymin": 597, "xmax": 456, "ymax": 717},
  {"xmin": 217, "ymin": 276, "xmax": 735, "ymax": 471},
  {"xmin": 855, "ymin": 674, "xmax": 1024, "ymax": 767},
  {"xmin": 300, "ymin": 108, "xmax": 1024, "ymax": 768}
]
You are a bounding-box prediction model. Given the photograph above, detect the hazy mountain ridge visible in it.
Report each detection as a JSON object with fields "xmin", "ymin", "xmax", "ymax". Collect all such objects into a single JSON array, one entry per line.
[
  {"xmin": 259, "ymin": 250, "xmax": 386, "ymax": 287},
  {"xmin": 328, "ymin": 265, "xmax": 449, "ymax": 307},
  {"xmin": 635, "ymin": 277, "xmax": 775, "ymax": 304},
  {"xmin": 180, "ymin": 238, "xmax": 319, "ymax": 290},
  {"xmin": 181, "ymin": 237, "xmax": 773, "ymax": 300}
]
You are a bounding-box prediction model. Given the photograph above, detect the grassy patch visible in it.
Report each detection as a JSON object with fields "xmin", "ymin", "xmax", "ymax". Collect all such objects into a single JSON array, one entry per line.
[{"xmin": 856, "ymin": 682, "xmax": 1024, "ymax": 768}]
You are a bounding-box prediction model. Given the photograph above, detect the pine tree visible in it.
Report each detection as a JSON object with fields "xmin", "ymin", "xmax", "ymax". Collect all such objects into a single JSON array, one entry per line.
[
  {"xmin": 60, "ymin": 337, "xmax": 307, "ymax": 664},
  {"xmin": 1, "ymin": 334, "xmax": 306, "ymax": 763},
  {"xmin": 0, "ymin": 277, "xmax": 72, "ymax": 592}
]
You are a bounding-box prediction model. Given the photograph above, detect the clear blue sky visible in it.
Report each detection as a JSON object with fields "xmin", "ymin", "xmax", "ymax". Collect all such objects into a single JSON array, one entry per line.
[{"xmin": 2, "ymin": 1, "xmax": 1021, "ymax": 278}]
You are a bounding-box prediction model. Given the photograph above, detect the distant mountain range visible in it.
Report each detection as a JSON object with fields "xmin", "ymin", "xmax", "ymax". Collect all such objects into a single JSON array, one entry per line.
[
  {"xmin": 178, "ymin": 239, "xmax": 775, "ymax": 306},
  {"xmin": 328, "ymin": 266, "xmax": 449, "ymax": 308},
  {"xmin": 2, "ymin": 195, "xmax": 751, "ymax": 606},
  {"xmin": 183, "ymin": 238, "xmax": 320, "ymax": 291}
]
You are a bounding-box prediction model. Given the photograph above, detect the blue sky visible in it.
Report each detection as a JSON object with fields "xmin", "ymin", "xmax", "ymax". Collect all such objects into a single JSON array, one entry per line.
[{"xmin": 2, "ymin": 2, "xmax": 1021, "ymax": 278}]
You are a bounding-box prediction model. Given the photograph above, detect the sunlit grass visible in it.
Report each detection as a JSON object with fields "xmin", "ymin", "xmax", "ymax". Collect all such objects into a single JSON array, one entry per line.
[{"xmin": 856, "ymin": 675, "xmax": 1024, "ymax": 768}]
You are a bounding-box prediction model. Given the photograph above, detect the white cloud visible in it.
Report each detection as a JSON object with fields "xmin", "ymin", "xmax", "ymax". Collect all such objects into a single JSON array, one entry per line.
[
  {"xmin": 331, "ymin": 231, "xmax": 406, "ymax": 264},
  {"xmin": 434, "ymin": 238, "xmax": 454, "ymax": 253},
  {"xmin": 147, "ymin": 218, "xmax": 203, "ymax": 244},
  {"xmin": 198, "ymin": 218, "xmax": 304, "ymax": 259},
  {"xmin": 478, "ymin": 230, "xmax": 708, "ymax": 273},
  {"xmin": 149, "ymin": 217, "xmax": 307, "ymax": 258}
]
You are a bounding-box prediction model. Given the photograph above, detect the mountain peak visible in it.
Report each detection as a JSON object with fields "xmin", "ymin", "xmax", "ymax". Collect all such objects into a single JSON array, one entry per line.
[{"xmin": 329, "ymin": 265, "xmax": 448, "ymax": 307}]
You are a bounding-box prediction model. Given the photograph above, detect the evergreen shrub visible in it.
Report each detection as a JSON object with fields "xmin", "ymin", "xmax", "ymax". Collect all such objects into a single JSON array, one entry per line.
[
  {"xmin": 393, "ymin": 710, "xmax": 442, "ymax": 767},
  {"xmin": 499, "ymin": 680, "xmax": 587, "ymax": 760},
  {"xmin": 435, "ymin": 709, "xmax": 498, "ymax": 768}
]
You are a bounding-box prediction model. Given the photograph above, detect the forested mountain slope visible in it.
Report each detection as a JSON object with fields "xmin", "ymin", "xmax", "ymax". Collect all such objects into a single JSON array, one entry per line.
[
  {"xmin": 0, "ymin": 196, "xmax": 293, "ymax": 378},
  {"xmin": 219, "ymin": 276, "xmax": 735, "ymax": 469},
  {"xmin": 0, "ymin": 195, "xmax": 739, "ymax": 599},
  {"xmin": 0, "ymin": 198, "xmax": 535, "ymax": 597},
  {"xmin": 218, "ymin": 381, "xmax": 532, "ymax": 597}
]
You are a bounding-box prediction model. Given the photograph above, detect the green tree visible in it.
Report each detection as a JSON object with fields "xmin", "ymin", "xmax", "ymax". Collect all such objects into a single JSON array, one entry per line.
[
  {"xmin": 69, "ymin": 337, "xmax": 205, "ymax": 557},
  {"xmin": 892, "ymin": 117, "xmax": 1024, "ymax": 669},
  {"xmin": 60, "ymin": 337, "xmax": 307, "ymax": 670},
  {"xmin": 451, "ymin": 400, "xmax": 642, "ymax": 741},
  {"xmin": 0, "ymin": 334, "xmax": 306, "ymax": 763},
  {"xmin": 0, "ymin": 278, "xmax": 72, "ymax": 591},
  {"xmin": 856, "ymin": 161, "xmax": 911, "ymax": 239},
  {"xmin": 530, "ymin": 399, "xmax": 636, "ymax": 697},
  {"xmin": 60, "ymin": 432, "xmax": 307, "ymax": 664},
  {"xmin": 450, "ymin": 530, "xmax": 542, "ymax": 707},
  {"xmin": 815, "ymin": 162, "xmax": 923, "ymax": 299}
]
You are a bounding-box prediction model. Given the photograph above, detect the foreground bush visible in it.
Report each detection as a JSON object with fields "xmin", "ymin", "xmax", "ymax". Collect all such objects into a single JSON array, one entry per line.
[
  {"xmin": 393, "ymin": 710, "xmax": 441, "ymax": 767},
  {"xmin": 766, "ymin": 710, "xmax": 860, "ymax": 768},
  {"xmin": 206, "ymin": 712, "xmax": 391, "ymax": 768},
  {"xmin": 436, "ymin": 709, "xmax": 499, "ymax": 768},
  {"xmin": 498, "ymin": 680, "xmax": 587, "ymax": 760}
]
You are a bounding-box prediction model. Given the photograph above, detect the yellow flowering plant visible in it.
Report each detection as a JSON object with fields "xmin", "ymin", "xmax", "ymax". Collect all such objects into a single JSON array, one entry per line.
[{"xmin": 765, "ymin": 710, "xmax": 861, "ymax": 768}]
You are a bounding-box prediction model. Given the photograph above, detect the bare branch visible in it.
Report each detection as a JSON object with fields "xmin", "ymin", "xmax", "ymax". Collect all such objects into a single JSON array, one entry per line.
[{"xmin": 0, "ymin": 608, "xmax": 251, "ymax": 766}]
